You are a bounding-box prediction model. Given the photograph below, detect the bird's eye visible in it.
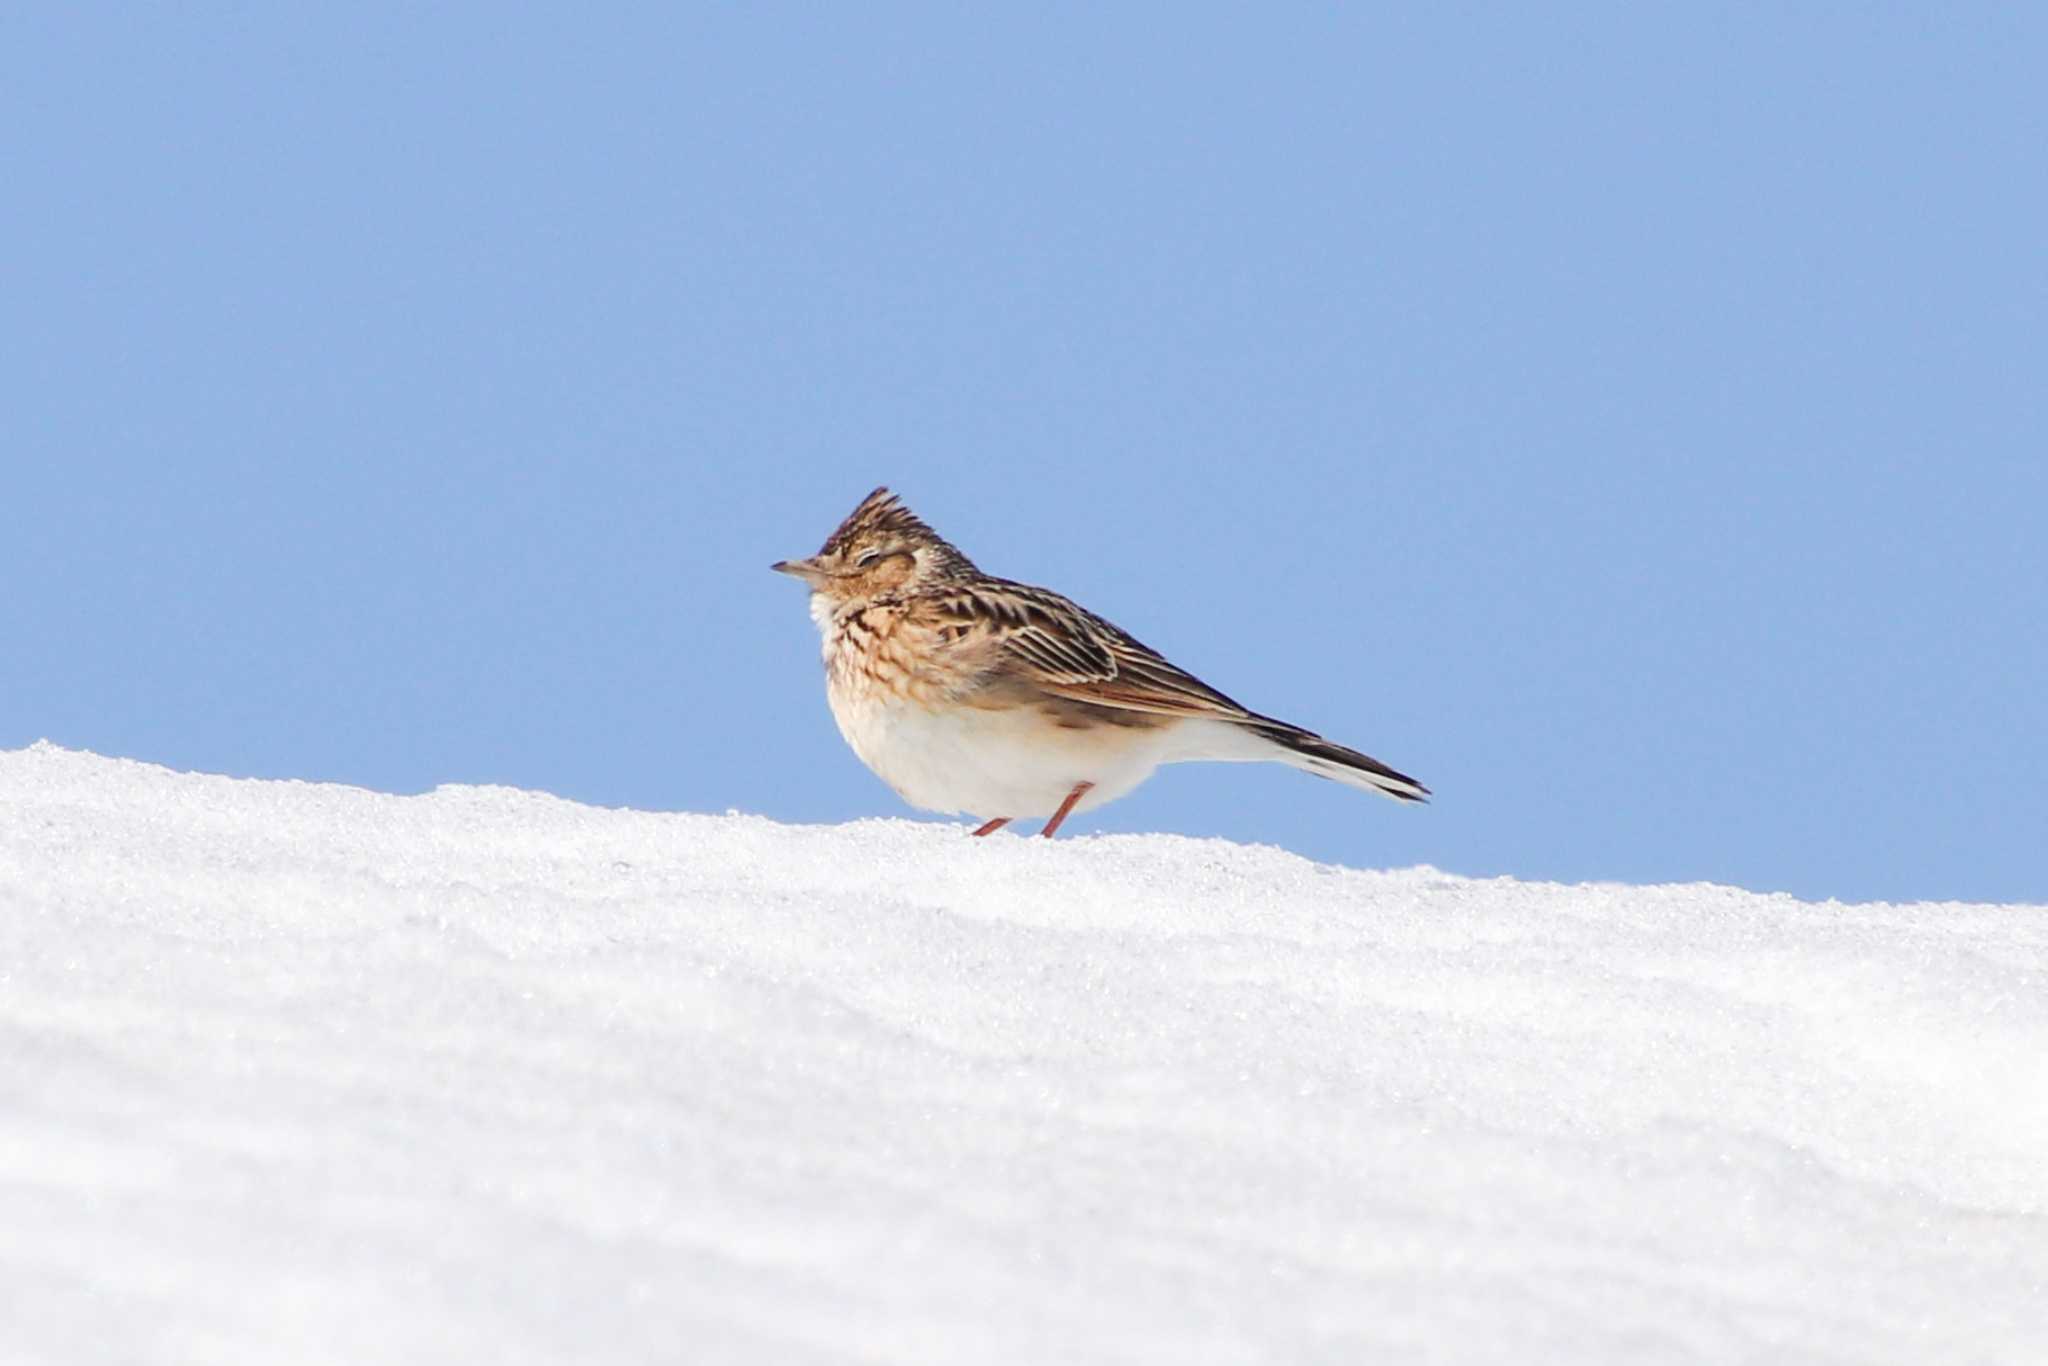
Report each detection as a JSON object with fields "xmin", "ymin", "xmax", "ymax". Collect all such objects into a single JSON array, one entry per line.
[{"xmin": 856, "ymin": 550, "xmax": 882, "ymax": 568}]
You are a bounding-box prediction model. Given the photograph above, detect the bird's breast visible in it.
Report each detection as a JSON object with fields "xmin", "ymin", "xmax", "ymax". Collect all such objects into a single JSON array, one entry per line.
[
  {"xmin": 811, "ymin": 599, "xmax": 1174, "ymax": 820},
  {"xmin": 819, "ymin": 675, "xmax": 1172, "ymax": 821}
]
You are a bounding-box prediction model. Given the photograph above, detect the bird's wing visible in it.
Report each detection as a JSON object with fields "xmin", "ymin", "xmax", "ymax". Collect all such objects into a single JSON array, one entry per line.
[
  {"xmin": 918, "ymin": 576, "xmax": 1431, "ymax": 801},
  {"xmin": 927, "ymin": 578, "xmax": 1253, "ymax": 718}
]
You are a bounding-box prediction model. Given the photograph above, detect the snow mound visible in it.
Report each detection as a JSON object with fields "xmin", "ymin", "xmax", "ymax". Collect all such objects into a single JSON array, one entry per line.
[{"xmin": 4, "ymin": 743, "xmax": 2044, "ymax": 1362}]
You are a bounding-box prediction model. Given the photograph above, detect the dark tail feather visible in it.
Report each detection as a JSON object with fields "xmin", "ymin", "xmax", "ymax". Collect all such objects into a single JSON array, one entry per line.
[{"xmin": 1244, "ymin": 716, "xmax": 1431, "ymax": 804}]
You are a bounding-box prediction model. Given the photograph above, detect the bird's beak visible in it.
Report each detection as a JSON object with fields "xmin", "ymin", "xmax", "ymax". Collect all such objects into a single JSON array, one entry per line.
[{"xmin": 771, "ymin": 556, "xmax": 831, "ymax": 584}]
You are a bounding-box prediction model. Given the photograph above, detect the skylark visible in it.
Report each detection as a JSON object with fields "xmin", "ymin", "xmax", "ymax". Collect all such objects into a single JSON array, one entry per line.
[{"xmin": 774, "ymin": 487, "xmax": 1428, "ymax": 838}]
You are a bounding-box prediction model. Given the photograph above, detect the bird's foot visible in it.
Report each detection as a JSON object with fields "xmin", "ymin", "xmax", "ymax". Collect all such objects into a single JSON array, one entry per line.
[{"xmin": 1039, "ymin": 782, "xmax": 1095, "ymax": 839}]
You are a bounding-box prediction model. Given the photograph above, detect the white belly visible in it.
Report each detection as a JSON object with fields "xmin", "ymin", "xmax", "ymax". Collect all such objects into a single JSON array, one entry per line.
[{"xmin": 825, "ymin": 682, "xmax": 1173, "ymax": 821}]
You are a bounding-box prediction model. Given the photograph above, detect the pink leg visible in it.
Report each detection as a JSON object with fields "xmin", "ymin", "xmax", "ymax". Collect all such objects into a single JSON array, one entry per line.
[
  {"xmin": 1039, "ymin": 782, "xmax": 1095, "ymax": 839},
  {"xmin": 971, "ymin": 817, "xmax": 1011, "ymax": 837}
]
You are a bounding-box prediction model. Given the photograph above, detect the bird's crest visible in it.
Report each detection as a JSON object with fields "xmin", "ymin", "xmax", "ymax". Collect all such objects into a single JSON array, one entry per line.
[{"xmin": 820, "ymin": 487, "xmax": 977, "ymax": 573}]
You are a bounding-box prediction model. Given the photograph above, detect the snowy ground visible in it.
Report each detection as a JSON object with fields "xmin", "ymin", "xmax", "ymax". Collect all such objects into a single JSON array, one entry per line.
[{"xmin": 3, "ymin": 744, "xmax": 2044, "ymax": 1363}]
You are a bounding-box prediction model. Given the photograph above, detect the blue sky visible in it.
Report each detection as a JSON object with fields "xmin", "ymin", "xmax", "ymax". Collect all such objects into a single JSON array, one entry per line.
[{"xmin": 6, "ymin": 7, "xmax": 2043, "ymax": 904}]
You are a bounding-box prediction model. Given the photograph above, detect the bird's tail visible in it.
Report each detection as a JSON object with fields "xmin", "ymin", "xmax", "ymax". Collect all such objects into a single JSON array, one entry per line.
[{"xmin": 1241, "ymin": 715, "xmax": 1430, "ymax": 804}]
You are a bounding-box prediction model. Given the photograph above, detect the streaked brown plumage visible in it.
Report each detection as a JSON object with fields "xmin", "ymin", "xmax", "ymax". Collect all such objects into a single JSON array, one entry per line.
[{"xmin": 774, "ymin": 487, "xmax": 1428, "ymax": 837}]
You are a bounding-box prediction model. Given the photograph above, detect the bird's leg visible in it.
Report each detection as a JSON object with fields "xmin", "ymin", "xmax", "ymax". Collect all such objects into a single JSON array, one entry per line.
[
  {"xmin": 1039, "ymin": 782, "xmax": 1095, "ymax": 839},
  {"xmin": 971, "ymin": 817, "xmax": 1011, "ymax": 837}
]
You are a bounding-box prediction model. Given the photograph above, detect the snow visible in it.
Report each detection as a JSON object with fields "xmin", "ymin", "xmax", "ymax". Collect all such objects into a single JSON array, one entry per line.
[{"xmin": 3, "ymin": 743, "xmax": 2044, "ymax": 1363}]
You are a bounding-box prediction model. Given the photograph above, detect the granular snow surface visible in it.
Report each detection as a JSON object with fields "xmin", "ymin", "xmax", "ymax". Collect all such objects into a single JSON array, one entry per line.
[{"xmin": 3, "ymin": 743, "xmax": 2044, "ymax": 1363}]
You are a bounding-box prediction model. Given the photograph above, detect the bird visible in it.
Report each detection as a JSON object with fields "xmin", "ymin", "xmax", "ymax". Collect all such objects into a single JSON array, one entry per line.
[{"xmin": 772, "ymin": 487, "xmax": 1428, "ymax": 838}]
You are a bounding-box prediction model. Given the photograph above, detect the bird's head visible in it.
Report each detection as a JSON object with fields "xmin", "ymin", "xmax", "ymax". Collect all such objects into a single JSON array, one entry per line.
[{"xmin": 772, "ymin": 487, "xmax": 975, "ymax": 605}]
